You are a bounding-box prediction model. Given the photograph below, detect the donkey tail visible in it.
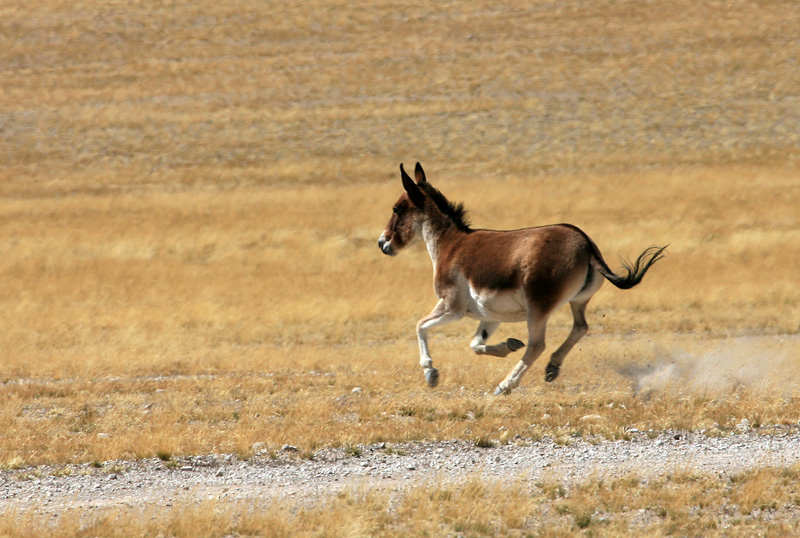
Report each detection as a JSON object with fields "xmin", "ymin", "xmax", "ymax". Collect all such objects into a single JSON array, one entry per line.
[{"xmin": 590, "ymin": 245, "xmax": 668, "ymax": 290}]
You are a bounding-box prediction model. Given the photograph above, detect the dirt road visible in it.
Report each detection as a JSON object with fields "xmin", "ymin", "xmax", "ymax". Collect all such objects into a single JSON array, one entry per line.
[{"xmin": 3, "ymin": 429, "xmax": 799, "ymax": 515}]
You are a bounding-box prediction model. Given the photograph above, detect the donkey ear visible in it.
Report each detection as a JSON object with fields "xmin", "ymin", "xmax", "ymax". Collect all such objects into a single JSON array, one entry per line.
[
  {"xmin": 414, "ymin": 162, "xmax": 427, "ymax": 184},
  {"xmin": 400, "ymin": 163, "xmax": 425, "ymax": 208}
]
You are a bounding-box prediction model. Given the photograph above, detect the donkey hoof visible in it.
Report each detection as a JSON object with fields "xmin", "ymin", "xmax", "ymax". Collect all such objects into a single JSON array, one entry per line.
[
  {"xmin": 425, "ymin": 368, "xmax": 439, "ymax": 388},
  {"xmin": 493, "ymin": 385, "xmax": 510, "ymax": 396},
  {"xmin": 506, "ymin": 338, "xmax": 525, "ymax": 352},
  {"xmin": 544, "ymin": 364, "xmax": 560, "ymax": 382}
]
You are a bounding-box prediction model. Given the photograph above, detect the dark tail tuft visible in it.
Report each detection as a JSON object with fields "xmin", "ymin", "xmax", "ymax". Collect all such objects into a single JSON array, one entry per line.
[{"xmin": 592, "ymin": 245, "xmax": 668, "ymax": 290}]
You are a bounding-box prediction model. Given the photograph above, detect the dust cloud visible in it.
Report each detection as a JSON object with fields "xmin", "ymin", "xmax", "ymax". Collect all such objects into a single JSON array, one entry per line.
[{"xmin": 619, "ymin": 336, "xmax": 798, "ymax": 396}]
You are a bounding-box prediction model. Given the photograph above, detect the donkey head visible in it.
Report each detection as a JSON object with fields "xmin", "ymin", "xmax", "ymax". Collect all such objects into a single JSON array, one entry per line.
[{"xmin": 378, "ymin": 163, "xmax": 428, "ymax": 256}]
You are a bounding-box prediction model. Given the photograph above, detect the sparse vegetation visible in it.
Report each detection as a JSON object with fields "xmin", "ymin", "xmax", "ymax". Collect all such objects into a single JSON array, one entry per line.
[
  {"xmin": 383, "ymin": 445, "xmax": 408, "ymax": 457},
  {"xmin": 345, "ymin": 445, "xmax": 363, "ymax": 458},
  {"xmin": 4, "ymin": 468, "xmax": 800, "ymax": 537},
  {"xmin": 1, "ymin": 0, "xmax": 799, "ymax": 534},
  {"xmin": 474, "ymin": 436, "xmax": 497, "ymax": 449}
]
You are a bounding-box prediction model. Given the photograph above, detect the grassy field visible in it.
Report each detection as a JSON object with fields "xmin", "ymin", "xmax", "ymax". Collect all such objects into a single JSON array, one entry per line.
[{"xmin": 1, "ymin": 0, "xmax": 799, "ymax": 534}]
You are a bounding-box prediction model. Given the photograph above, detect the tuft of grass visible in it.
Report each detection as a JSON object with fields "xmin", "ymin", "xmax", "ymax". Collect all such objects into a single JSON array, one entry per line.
[
  {"xmin": 51, "ymin": 466, "xmax": 74, "ymax": 478},
  {"xmin": 383, "ymin": 445, "xmax": 408, "ymax": 456},
  {"xmin": 574, "ymin": 512, "xmax": 593, "ymax": 529},
  {"xmin": 105, "ymin": 464, "xmax": 127, "ymax": 475},
  {"xmin": 3, "ymin": 456, "xmax": 26, "ymax": 470},
  {"xmin": 345, "ymin": 445, "xmax": 363, "ymax": 458},
  {"xmin": 473, "ymin": 436, "xmax": 496, "ymax": 449}
]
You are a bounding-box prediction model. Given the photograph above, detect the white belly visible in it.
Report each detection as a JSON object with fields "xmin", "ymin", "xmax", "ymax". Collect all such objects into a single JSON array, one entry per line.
[{"xmin": 465, "ymin": 286, "xmax": 527, "ymax": 322}]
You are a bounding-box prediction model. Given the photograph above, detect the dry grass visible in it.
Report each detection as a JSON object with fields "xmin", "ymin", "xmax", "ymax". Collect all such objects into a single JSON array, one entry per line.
[
  {"xmin": 2, "ymin": 167, "xmax": 799, "ymax": 466},
  {"xmin": 3, "ymin": 0, "xmax": 799, "ymax": 192},
  {"xmin": 1, "ymin": 0, "xmax": 799, "ymax": 523},
  {"xmin": 5, "ymin": 466, "xmax": 800, "ymax": 537},
  {"xmin": 2, "ymin": 1, "xmax": 800, "ymax": 535},
  {"xmin": 2, "ymin": 331, "xmax": 800, "ymax": 467}
]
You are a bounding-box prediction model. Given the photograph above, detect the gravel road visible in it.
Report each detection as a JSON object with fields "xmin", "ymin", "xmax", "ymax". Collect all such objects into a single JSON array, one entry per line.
[{"xmin": 3, "ymin": 429, "xmax": 800, "ymax": 515}]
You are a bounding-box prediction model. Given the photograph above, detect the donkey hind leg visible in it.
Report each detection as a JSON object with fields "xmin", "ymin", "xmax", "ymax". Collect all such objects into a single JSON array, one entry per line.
[
  {"xmin": 470, "ymin": 321, "xmax": 525, "ymax": 357},
  {"xmin": 494, "ymin": 317, "xmax": 547, "ymax": 395},
  {"xmin": 416, "ymin": 299, "xmax": 463, "ymax": 388},
  {"xmin": 545, "ymin": 299, "xmax": 590, "ymax": 382}
]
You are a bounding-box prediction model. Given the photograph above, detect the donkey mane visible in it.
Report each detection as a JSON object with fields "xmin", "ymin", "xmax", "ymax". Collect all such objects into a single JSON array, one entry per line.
[{"xmin": 420, "ymin": 182, "xmax": 473, "ymax": 233}]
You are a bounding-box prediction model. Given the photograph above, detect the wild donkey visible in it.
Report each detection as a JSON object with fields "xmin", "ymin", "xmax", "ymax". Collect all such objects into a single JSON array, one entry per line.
[{"xmin": 379, "ymin": 163, "xmax": 666, "ymax": 395}]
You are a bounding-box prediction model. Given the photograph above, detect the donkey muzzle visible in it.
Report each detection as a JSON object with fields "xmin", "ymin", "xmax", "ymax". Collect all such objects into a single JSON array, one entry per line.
[{"xmin": 378, "ymin": 233, "xmax": 396, "ymax": 256}]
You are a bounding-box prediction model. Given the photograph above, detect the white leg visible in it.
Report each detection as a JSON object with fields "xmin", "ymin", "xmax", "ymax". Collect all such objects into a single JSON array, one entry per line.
[
  {"xmin": 416, "ymin": 299, "xmax": 462, "ymax": 387},
  {"xmin": 470, "ymin": 321, "xmax": 525, "ymax": 357},
  {"xmin": 495, "ymin": 317, "xmax": 547, "ymax": 395}
]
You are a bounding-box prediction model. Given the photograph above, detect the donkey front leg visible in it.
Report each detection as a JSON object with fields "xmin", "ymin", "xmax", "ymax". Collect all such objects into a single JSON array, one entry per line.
[
  {"xmin": 416, "ymin": 299, "xmax": 462, "ymax": 387},
  {"xmin": 470, "ymin": 321, "xmax": 525, "ymax": 357},
  {"xmin": 494, "ymin": 318, "xmax": 547, "ymax": 395}
]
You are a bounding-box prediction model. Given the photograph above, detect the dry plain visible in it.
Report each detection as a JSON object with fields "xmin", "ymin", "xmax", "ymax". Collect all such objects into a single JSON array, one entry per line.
[{"xmin": 1, "ymin": 0, "xmax": 800, "ymax": 535}]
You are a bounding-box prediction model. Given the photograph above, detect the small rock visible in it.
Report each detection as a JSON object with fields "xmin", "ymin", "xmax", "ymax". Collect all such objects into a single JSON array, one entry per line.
[
  {"xmin": 736, "ymin": 419, "xmax": 751, "ymax": 432},
  {"xmin": 180, "ymin": 466, "xmax": 193, "ymax": 472},
  {"xmin": 282, "ymin": 444, "xmax": 299, "ymax": 452},
  {"xmin": 352, "ymin": 387, "xmax": 362, "ymax": 394}
]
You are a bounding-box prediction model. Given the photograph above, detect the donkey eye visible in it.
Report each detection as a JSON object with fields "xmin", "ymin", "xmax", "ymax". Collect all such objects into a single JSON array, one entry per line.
[{"xmin": 392, "ymin": 207, "xmax": 400, "ymax": 215}]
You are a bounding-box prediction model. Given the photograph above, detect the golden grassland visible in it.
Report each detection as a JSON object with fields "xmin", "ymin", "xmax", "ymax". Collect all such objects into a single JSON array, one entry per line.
[
  {"xmin": 1, "ymin": 166, "xmax": 799, "ymax": 468},
  {"xmin": 1, "ymin": 0, "xmax": 800, "ymax": 533},
  {"xmin": 5, "ymin": 466, "xmax": 800, "ymax": 537}
]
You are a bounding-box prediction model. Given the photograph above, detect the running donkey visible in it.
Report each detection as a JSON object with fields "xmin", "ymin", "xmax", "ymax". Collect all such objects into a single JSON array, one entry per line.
[{"xmin": 379, "ymin": 163, "xmax": 666, "ymax": 395}]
